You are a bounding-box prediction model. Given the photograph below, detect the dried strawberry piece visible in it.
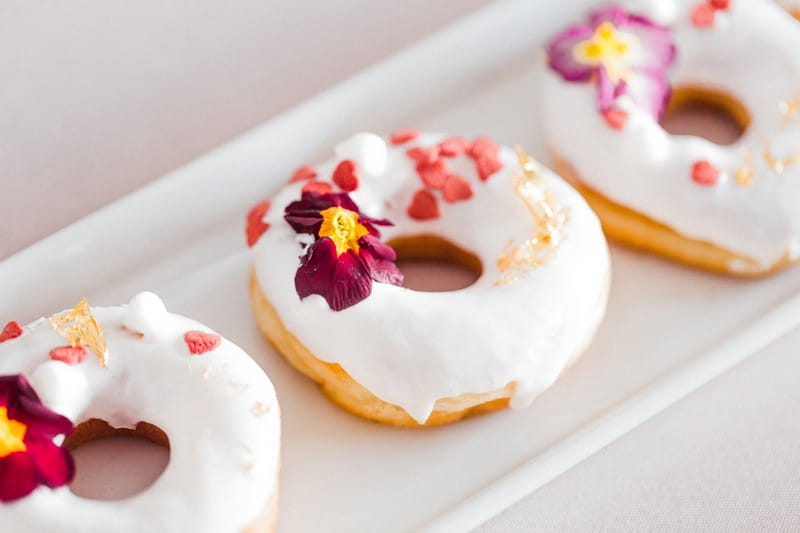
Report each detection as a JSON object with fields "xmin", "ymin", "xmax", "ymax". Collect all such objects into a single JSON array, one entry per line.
[
  {"xmin": 416, "ymin": 159, "xmax": 448, "ymax": 189},
  {"xmin": 0, "ymin": 321, "xmax": 23, "ymax": 343},
  {"xmin": 49, "ymin": 346, "xmax": 87, "ymax": 365},
  {"xmin": 438, "ymin": 137, "xmax": 469, "ymax": 158},
  {"xmin": 709, "ymin": 0, "xmax": 730, "ymax": 9},
  {"xmin": 390, "ymin": 128, "xmax": 420, "ymax": 145},
  {"xmin": 184, "ymin": 331, "xmax": 221, "ymax": 355},
  {"xmin": 474, "ymin": 155, "xmax": 503, "ymax": 181},
  {"xmin": 246, "ymin": 200, "xmax": 271, "ymax": 247},
  {"xmin": 442, "ymin": 174, "xmax": 473, "ymax": 203},
  {"xmin": 691, "ymin": 3, "xmax": 716, "ymax": 27},
  {"xmin": 301, "ymin": 180, "xmax": 334, "ymax": 195},
  {"xmin": 289, "ymin": 165, "xmax": 317, "ymax": 183},
  {"xmin": 602, "ymin": 108, "xmax": 629, "ymax": 130},
  {"xmin": 691, "ymin": 161, "xmax": 719, "ymax": 186},
  {"xmin": 332, "ymin": 160, "xmax": 359, "ymax": 192},
  {"xmin": 407, "ymin": 189, "xmax": 440, "ymax": 221},
  {"xmin": 467, "ymin": 137, "xmax": 500, "ymax": 160},
  {"xmin": 406, "ymin": 146, "xmax": 441, "ymax": 164}
]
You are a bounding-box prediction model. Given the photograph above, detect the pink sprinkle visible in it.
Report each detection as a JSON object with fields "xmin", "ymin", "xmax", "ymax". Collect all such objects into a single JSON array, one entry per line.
[
  {"xmin": 246, "ymin": 200, "xmax": 271, "ymax": 248},
  {"xmin": 442, "ymin": 174, "xmax": 473, "ymax": 203},
  {"xmin": 602, "ymin": 108, "xmax": 629, "ymax": 130},
  {"xmin": 289, "ymin": 165, "xmax": 317, "ymax": 183},
  {"xmin": 406, "ymin": 146, "xmax": 441, "ymax": 164},
  {"xmin": 467, "ymin": 137, "xmax": 500, "ymax": 160},
  {"xmin": 0, "ymin": 321, "xmax": 23, "ymax": 343},
  {"xmin": 474, "ymin": 155, "xmax": 503, "ymax": 182},
  {"xmin": 184, "ymin": 331, "xmax": 221, "ymax": 355},
  {"xmin": 390, "ymin": 128, "xmax": 420, "ymax": 145},
  {"xmin": 302, "ymin": 180, "xmax": 334, "ymax": 195},
  {"xmin": 407, "ymin": 189, "xmax": 440, "ymax": 221},
  {"xmin": 416, "ymin": 159, "xmax": 448, "ymax": 189},
  {"xmin": 332, "ymin": 160, "xmax": 359, "ymax": 192},
  {"xmin": 50, "ymin": 346, "xmax": 87, "ymax": 365},
  {"xmin": 438, "ymin": 137, "xmax": 469, "ymax": 158},
  {"xmin": 691, "ymin": 160, "xmax": 719, "ymax": 186},
  {"xmin": 691, "ymin": 3, "xmax": 716, "ymax": 27}
]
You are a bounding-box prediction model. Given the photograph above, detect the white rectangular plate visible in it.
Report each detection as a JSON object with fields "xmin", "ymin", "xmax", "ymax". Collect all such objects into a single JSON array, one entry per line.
[{"xmin": 4, "ymin": 1, "xmax": 800, "ymax": 531}]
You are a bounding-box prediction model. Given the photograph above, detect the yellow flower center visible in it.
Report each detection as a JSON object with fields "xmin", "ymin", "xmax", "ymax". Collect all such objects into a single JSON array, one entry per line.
[
  {"xmin": 573, "ymin": 22, "xmax": 637, "ymax": 84},
  {"xmin": 0, "ymin": 406, "xmax": 27, "ymax": 457},
  {"xmin": 318, "ymin": 206, "xmax": 369, "ymax": 256}
]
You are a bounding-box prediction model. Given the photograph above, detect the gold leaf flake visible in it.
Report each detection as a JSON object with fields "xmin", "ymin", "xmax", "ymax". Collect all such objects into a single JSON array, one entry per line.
[
  {"xmin": 495, "ymin": 147, "xmax": 568, "ymax": 286},
  {"xmin": 735, "ymin": 148, "xmax": 755, "ymax": 186},
  {"xmin": 779, "ymin": 92, "xmax": 800, "ymax": 128},
  {"xmin": 50, "ymin": 298, "xmax": 108, "ymax": 367},
  {"xmin": 250, "ymin": 402, "xmax": 271, "ymax": 417},
  {"xmin": 763, "ymin": 142, "xmax": 800, "ymax": 176}
]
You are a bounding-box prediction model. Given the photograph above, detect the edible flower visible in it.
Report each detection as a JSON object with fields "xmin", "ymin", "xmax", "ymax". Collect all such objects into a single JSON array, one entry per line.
[
  {"xmin": 0, "ymin": 374, "xmax": 74, "ymax": 503},
  {"xmin": 284, "ymin": 192, "xmax": 403, "ymax": 311},
  {"xmin": 546, "ymin": 5, "xmax": 676, "ymax": 118}
]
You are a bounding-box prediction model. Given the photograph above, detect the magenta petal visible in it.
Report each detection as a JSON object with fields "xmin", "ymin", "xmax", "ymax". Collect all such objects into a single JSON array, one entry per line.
[
  {"xmin": 596, "ymin": 66, "xmax": 619, "ymax": 111},
  {"xmin": 546, "ymin": 24, "xmax": 595, "ymax": 82},
  {"xmin": 295, "ymin": 238, "xmax": 372, "ymax": 311},
  {"xmin": 11, "ymin": 397, "xmax": 73, "ymax": 438},
  {"xmin": 359, "ymin": 235, "xmax": 404, "ymax": 287},
  {"xmin": 0, "ymin": 453, "xmax": 38, "ymax": 503},
  {"xmin": 626, "ymin": 17, "xmax": 676, "ymax": 71},
  {"xmin": 588, "ymin": 4, "xmax": 630, "ymax": 27},
  {"xmin": 25, "ymin": 438, "xmax": 75, "ymax": 489}
]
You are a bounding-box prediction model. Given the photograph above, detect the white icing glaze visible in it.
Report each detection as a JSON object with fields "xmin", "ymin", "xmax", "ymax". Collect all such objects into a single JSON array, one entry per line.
[
  {"xmin": 251, "ymin": 132, "xmax": 610, "ymax": 423},
  {"xmin": 0, "ymin": 294, "xmax": 280, "ymax": 533},
  {"xmin": 540, "ymin": 0, "xmax": 800, "ymax": 268},
  {"xmin": 334, "ymin": 132, "xmax": 388, "ymax": 176}
]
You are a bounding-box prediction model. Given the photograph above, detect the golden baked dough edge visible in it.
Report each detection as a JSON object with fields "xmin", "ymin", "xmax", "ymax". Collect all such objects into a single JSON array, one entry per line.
[
  {"xmin": 249, "ymin": 270, "xmax": 515, "ymax": 427},
  {"xmin": 550, "ymin": 155, "xmax": 793, "ymax": 277}
]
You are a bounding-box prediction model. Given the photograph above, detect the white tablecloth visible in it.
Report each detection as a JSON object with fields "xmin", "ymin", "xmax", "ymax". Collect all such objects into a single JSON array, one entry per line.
[{"xmin": 3, "ymin": 2, "xmax": 799, "ymax": 531}]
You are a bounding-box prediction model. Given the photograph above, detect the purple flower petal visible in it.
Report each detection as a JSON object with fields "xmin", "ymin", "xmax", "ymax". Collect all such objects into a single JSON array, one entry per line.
[
  {"xmin": 294, "ymin": 237, "xmax": 372, "ymax": 311},
  {"xmin": 588, "ymin": 5, "xmax": 630, "ymax": 28},
  {"xmin": 625, "ymin": 16, "xmax": 676, "ymax": 72},
  {"xmin": 546, "ymin": 24, "xmax": 596, "ymax": 82},
  {"xmin": 25, "ymin": 438, "xmax": 75, "ymax": 489},
  {"xmin": 12, "ymin": 396, "xmax": 73, "ymax": 438},
  {"xmin": 597, "ymin": 66, "xmax": 628, "ymax": 111},
  {"xmin": 285, "ymin": 191, "xmax": 392, "ymax": 237},
  {"xmin": 0, "ymin": 453, "xmax": 38, "ymax": 503},
  {"xmin": 359, "ymin": 235, "xmax": 404, "ymax": 287}
]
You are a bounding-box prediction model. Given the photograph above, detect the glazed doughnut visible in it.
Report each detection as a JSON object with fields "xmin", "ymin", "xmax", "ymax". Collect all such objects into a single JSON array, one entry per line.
[
  {"xmin": 539, "ymin": 0, "xmax": 800, "ymax": 276},
  {"xmin": 0, "ymin": 293, "xmax": 280, "ymax": 533},
  {"xmin": 246, "ymin": 130, "xmax": 610, "ymax": 427}
]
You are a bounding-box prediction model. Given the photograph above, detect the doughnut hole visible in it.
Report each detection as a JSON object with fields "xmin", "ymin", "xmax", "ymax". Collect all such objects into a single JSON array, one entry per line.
[
  {"xmin": 65, "ymin": 418, "xmax": 170, "ymax": 500},
  {"xmin": 660, "ymin": 86, "xmax": 750, "ymax": 145},
  {"xmin": 388, "ymin": 234, "xmax": 482, "ymax": 292}
]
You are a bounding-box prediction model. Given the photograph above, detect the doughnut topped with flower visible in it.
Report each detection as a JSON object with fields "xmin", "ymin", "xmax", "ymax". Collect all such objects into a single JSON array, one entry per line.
[
  {"xmin": 247, "ymin": 130, "xmax": 610, "ymax": 426},
  {"xmin": 539, "ymin": 0, "xmax": 800, "ymax": 275},
  {"xmin": 0, "ymin": 294, "xmax": 280, "ymax": 533}
]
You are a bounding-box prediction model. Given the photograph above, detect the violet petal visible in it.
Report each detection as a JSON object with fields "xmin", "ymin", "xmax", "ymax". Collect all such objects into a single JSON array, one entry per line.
[{"xmin": 294, "ymin": 238, "xmax": 372, "ymax": 311}]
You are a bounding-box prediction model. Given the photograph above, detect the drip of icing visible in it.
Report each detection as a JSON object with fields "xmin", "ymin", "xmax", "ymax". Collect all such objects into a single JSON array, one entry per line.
[
  {"xmin": 334, "ymin": 132, "xmax": 388, "ymax": 176},
  {"xmin": 30, "ymin": 360, "xmax": 90, "ymax": 421},
  {"xmin": 123, "ymin": 291, "xmax": 170, "ymax": 337}
]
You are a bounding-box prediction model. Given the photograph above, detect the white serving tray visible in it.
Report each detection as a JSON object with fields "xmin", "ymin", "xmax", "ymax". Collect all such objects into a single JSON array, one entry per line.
[{"xmin": 4, "ymin": 1, "xmax": 800, "ymax": 531}]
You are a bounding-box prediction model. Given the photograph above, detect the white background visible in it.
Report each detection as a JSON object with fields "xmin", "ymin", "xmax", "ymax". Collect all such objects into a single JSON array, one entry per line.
[{"xmin": 2, "ymin": 2, "xmax": 799, "ymax": 531}]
